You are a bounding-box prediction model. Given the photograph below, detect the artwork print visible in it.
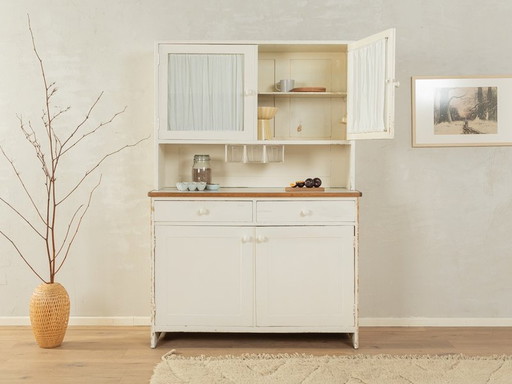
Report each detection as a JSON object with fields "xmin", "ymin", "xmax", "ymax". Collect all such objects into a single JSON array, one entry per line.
[
  {"xmin": 434, "ymin": 86, "xmax": 498, "ymax": 135},
  {"xmin": 413, "ymin": 76, "xmax": 512, "ymax": 147}
]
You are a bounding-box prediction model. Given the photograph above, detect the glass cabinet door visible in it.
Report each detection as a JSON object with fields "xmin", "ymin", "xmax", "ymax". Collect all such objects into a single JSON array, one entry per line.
[
  {"xmin": 157, "ymin": 44, "xmax": 257, "ymax": 141},
  {"xmin": 347, "ymin": 28, "xmax": 397, "ymax": 140}
]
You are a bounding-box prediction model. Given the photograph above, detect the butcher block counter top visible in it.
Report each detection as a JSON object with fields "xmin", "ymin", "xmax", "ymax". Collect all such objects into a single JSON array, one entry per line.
[{"xmin": 148, "ymin": 187, "xmax": 362, "ymax": 198}]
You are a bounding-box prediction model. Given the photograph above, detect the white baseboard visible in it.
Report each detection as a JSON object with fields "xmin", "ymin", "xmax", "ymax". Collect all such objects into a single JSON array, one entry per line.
[
  {"xmin": 360, "ymin": 317, "xmax": 512, "ymax": 327},
  {"xmin": 0, "ymin": 316, "xmax": 151, "ymax": 326},
  {"xmin": 2, "ymin": 316, "xmax": 512, "ymax": 327}
]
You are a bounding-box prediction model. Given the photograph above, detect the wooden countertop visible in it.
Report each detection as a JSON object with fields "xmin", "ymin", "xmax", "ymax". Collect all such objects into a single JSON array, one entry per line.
[{"xmin": 148, "ymin": 187, "xmax": 362, "ymax": 198}]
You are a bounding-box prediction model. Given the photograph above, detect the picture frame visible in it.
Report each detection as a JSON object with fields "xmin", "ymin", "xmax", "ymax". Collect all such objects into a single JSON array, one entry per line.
[{"xmin": 412, "ymin": 76, "xmax": 512, "ymax": 147}]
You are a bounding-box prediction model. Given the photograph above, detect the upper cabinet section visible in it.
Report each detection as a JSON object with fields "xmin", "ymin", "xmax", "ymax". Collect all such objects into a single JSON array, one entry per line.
[
  {"xmin": 257, "ymin": 43, "xmax": 348, "ymax": 142},
  {"xmin": 157, "ymin": 44, "xmax": 258, "ymax": 141},
  {"xmin": 156, "ymin": 30, "xmax": 396, "ymax": 144},
  {"xmin": 347, "ymin": 29, "xmax": 397, "ymax": 140}
]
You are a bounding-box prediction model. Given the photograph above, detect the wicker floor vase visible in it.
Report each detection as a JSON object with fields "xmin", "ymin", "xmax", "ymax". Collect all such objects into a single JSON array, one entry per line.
[{"xmin": 30, "ymin": 282, "xmax": 70, "ymax": 348}]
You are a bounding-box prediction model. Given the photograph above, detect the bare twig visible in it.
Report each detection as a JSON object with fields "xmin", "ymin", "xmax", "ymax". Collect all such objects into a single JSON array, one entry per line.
[
  {"xmin": 60, "ymin": 105, "xmax": 127, "ymax": 157},
  {"xmin": 28, "ymin": 15, "xmax": 53, "ymax": 142},
  {"xmin": 49, "ymin": 106, "xmax": 71, "ymax": 124},
  {"xmin": 55, "ymin": 203, "xmax": 85, "ymax": 258},
  {"xmin": 59, "ymin": 92, "xmax": 103, "ymax": 151},
  {"xmin": 0, "ymin": 230, "xmax": 46, "ymax": 283},
  {"xmin": 57, "ymin": 136, "xmax": 148, "ymax": 205},
  {"xmin": 0, "ymin": 146, "xmax": 46, "ymax": 224},
  {"xmin": 55, "ymin": 175, "xmax": 102, "ymax": 276},
  {"xmin": 0, "ymin": 197, "xmax": 46, "ymax": 239},
  {"xmin": 18, "ymin": 116, "xmax": 50, "ymax": 179}
]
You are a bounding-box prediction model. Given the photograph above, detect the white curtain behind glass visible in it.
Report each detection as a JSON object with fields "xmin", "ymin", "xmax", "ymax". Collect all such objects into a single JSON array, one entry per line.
[
  {"xmin": 168, "ymin": 54, "xmax": 244, "ymax": 132},
  {"xmin": 349, "ymin": 39, "xmax": 386, "ymax": 133}
]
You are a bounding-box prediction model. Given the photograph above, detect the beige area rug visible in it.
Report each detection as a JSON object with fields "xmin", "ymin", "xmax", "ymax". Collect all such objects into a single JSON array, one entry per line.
[{"xmin": 151, "ymin": 352, "xmax": 512, "ymax": 383}]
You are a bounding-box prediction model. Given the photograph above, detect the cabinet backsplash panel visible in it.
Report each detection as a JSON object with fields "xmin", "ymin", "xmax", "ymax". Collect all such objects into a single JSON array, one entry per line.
[{"xmin": 157, "ymin": 144, "xmax": 351, "ymax": 189}]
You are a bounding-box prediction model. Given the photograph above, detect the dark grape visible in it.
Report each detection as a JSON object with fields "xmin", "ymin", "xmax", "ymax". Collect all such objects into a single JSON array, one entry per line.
[
  {"xmin": 296, "ymin": 181, "xmax": 305, "ymax": 188},
  {"xmin": 313, "ymin": 177, "xmax": 322, "ymax": 187},
  {"xmin": 305, "ymin": 178, "xmax": 314, "ymax": 188}
]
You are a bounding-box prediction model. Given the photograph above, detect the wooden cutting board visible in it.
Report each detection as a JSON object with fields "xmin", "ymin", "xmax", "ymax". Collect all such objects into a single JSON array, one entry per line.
[
  {"xmin": 285, "ymin": 187, "xmax": 325, "ymax": 192},
  {"xmin": 290, "ymin": 87, "xmax": 326, "ymax": 92}
]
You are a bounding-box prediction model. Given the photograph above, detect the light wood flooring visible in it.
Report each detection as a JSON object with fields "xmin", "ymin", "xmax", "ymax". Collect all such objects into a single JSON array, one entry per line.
[{"xmin": 2, "ymin": 326, "xmax": 512, "ymax": 383}]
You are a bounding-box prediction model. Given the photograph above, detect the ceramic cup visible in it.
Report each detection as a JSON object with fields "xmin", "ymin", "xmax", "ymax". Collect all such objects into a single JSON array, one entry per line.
[{"xmin": 275, "ymin": 79, "xmax": 295, "ymax": 92}]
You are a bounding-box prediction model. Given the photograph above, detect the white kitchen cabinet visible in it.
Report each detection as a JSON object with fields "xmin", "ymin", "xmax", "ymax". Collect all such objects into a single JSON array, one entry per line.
[
  {"xmin": 153, "ymin": 223, "xmax": 354, "ymax": 330},
  {"xmin": 154, "ymin": 225, "xmax": 254, "ymax": 327},
  {"xmin": 155, "ymin": 29, "xmax": 396, "ymax": 144},
  {"xmin": 150, "ymin": 30, "xmax": 397, "ymax": 350},
  {"xmin": 255, "ymin": 226, "xmax": 355, "ymax": 327},
  {"xmin": 149, "ymin": 195, "xmax": 360, "ymax": 349}
]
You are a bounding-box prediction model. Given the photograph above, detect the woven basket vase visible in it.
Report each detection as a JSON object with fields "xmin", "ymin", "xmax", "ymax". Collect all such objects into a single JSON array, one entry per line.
[{"xmin": 30, "ymin": 282, "xmax": 70, "ymax": 348}]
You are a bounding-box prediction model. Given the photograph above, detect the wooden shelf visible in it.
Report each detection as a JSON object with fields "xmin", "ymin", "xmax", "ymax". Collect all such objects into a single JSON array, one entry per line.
[
  {"xmin": 259, "ymin": 91, "xmax": 347, "ymax": 98},
  {"xmin": 261, "ymin": 139, "xmax": 350, "ymax": 145}
]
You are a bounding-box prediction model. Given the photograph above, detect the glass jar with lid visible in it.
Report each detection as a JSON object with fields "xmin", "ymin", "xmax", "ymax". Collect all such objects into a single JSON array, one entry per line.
[{"xmin": 192, "ymin": 154, "xmax": 212, "ymax": 184}]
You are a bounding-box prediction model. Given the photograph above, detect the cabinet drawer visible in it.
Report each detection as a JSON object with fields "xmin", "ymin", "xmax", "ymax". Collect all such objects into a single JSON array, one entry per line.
[
  {"xmin": 256, "ymin": 200, "xmax": 356, "ymax": 223},
  {"xmin": 154, "ymin": 200, "xmax": 253, "ymax": 222}
]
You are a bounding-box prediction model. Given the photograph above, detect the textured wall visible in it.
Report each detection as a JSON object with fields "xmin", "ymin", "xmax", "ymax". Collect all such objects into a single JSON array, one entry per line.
[
  {"xmin": 357, "ymin": 1, "xmax": 512, "ymax": 322},
  {"xmin": 0, "ymin": 0, "xmax": 511, "ymax": 323}
]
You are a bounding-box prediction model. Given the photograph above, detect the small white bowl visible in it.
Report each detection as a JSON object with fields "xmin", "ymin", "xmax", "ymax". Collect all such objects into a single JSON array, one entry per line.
[
  {"xmin": 206, "ymin": 183, "xmax": 220, "ymax": 191},
  {"xmin": 197, "ymin": 182, "xmax": 207, "ymax": 191},
  {"xmin": 176, "ymin": 182, "xmax": 188, "ymax": 191},
  {"xmin": 188, "ymin": 182, "xmax": 198, "ymax": 191}
]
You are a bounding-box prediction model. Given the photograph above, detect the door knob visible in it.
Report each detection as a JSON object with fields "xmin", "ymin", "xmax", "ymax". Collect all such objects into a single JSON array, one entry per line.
[
  {"xmin": 387, "ymin": 78, "xmax": 400, "ymax": 88},
  {"xmin": 256, "ymin": 235, "xmax": 268, "ymax": 243},
  {"xmin": 241, "ymin": 235, "xmax": 253, "ymax": 243}
]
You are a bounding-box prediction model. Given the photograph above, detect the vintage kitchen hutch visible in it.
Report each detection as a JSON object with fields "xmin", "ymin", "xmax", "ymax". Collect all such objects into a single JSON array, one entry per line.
[{"xmin": 148, "ymin": 29, "xmax": 397, "ymax": 348}]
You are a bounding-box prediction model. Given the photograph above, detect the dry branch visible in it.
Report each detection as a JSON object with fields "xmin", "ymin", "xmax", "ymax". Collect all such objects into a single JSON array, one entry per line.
[
  {"xmin": 0, "ymin": 15, "xmax": 146, "ymax": 283},
  {"xmin": 55, "ymin": 175, "xmax": 102, "ymax": 275},
  {"xmin": 57, "ymin": 137, "xmax": 147, "ymax": 206},
  {"xmin": 0, "ymin": 230, "xmax": 46, "ymax": 283},
  {"xmin": 0, "ymin": 146, "xmax": 46, "ymax": 224}
]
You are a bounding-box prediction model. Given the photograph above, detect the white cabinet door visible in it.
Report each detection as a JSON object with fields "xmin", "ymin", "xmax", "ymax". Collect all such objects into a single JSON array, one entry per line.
[
  {"xmin": 157, "ymin": 44, "xmax": 258, "ymax": 141},
  {"xmin": 154, "ymin": 226, "xmax": 254, "ymax": 326},
  {"xmin": 255, "ymin": 226, "xmax": 355, "ymax": 327},
  {"xmin": 347, "ymin": 28, "xmax": 397, "ymax": 139}
]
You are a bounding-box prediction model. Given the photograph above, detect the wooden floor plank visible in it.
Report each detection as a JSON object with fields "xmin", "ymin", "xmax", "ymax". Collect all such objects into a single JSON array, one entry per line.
[{"xmin": 2, "ymin": 326, "xmax": 512, "ymax": 383}]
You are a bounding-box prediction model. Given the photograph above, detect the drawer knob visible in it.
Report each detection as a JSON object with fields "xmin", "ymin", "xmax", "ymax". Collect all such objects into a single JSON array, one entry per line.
[
  {"xmin": 300, "ymin": 209, "xmax": 312, "ymax": 217},
  {"xmin": 197, "ymin": 208, "xmax": 210, "ymax": 216},
  {"xmin": 241, "ymin": 235, "xmax": 253, "ymax": 243},
  {"xmin": 256, "ymin": 235, "xmax": 268, "ymax": 243}
]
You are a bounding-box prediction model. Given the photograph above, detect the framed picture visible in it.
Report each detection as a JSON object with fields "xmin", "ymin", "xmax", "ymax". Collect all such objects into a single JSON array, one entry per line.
[{"xmin": 412, "ymin": 76, "xmax": 512, "ymax": 147}]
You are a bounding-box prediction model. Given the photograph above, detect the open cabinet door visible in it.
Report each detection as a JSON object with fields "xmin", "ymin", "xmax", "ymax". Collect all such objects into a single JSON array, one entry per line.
[{"xmin": 347, "ymin": 29, "xmax": 397, "ymax": 140}]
